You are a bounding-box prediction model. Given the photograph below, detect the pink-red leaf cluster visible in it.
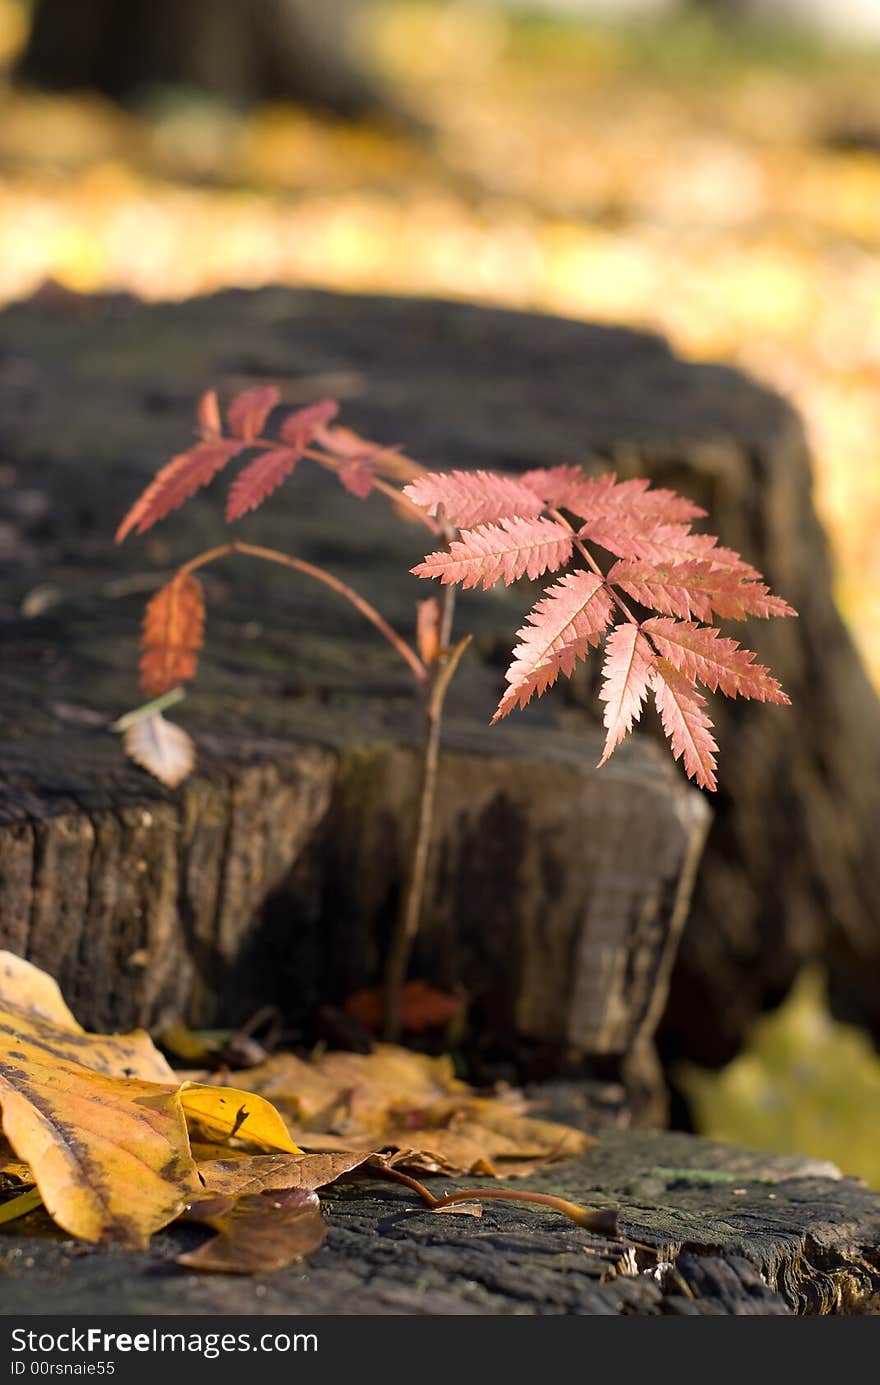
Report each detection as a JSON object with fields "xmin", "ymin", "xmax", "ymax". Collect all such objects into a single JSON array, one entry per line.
[{"xmin": 407, "ymin": 465, "xmax": 796, "ymax": 790}]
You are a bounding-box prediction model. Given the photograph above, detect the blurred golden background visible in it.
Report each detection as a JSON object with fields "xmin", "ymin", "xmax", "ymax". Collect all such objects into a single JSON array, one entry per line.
[{"xmin": 1, "ymin": 0, "xmax": 878, "ymax": 1180}]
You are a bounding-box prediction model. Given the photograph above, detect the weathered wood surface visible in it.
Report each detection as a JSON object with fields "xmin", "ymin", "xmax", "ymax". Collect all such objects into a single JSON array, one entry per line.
[
  {"xmin": 2, "ymin": 1129, "xmax": 878, "ymax": 1315},
  {"xmin": 0, "ymin": 286, "xmax": 877, "ymax": 1073}
]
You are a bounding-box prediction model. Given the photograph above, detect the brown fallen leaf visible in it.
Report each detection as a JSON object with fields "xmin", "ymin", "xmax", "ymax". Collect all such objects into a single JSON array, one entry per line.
[
  {"xmin": 178, "ymin": 1188, "xmax": 326, "ymax": 1274},
  {"xmin": 193, "ymin": 1148, "xmax": 373, "ymax": 1198}
]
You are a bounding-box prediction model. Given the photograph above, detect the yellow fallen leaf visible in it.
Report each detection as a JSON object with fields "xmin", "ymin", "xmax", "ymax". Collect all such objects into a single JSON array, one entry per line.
[
  {"xmin": 0, "ymin": 951, "xmax": 175, "ymax": 1083},
  {"xmin": 216, "ymin": 1043, "xmax": 463, "ymax": 1131},
  {"xmin": 0, "ymin": 1186, "xmax": 43, "ymax": 1226},
  {"xmin": 0, "ymin": 1046, "xmax": 199, "ymax": 1247},
  {"xmin": 0, "ymin": 952, "xmax": 300, "ymax": 1247},
  {"xmin": 179, "ymin": 1083, "xmax": 301, "ymax": 1154},
  {"xmin": 0, "ymin": 951, "xmax": 82, "ymax": 1029},
  {"xmin": 0, "ymin": 1137, "xmax": 32, "ymax": 1185}
]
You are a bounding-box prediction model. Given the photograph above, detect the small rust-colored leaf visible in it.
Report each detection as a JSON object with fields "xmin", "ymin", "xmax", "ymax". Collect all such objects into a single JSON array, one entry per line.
[
  {"xmin": 123, "ymin": 713, "xmax": 195, "ymax": 788},
  {"xmin": 316, "ymin": 424, "xmax": 422, "ymax": 484},
  {"xmin": 493, "ymin": 570, "xmax": 614, "ymax": 721},
  {"xmin": 404, "ymin": 470, "xmax": 544, "ymax": 528},
  {"xmin": 225, "ymin": 446, "xmax": 301, "ymax": 521},
  {"xmin": 652, "ymin": 658, "xmax": 719, "ymax": 791},
  {"xmin": 140, "ymin": 571, "xmax": 204, "ymax": 695},
  {"xmin": 116, "ymin": 440, "xmax": 244, "ymax": 542},
  {"xmin": 226, "ymin": 385, "xmax": 280, "ymax": 442},
  {"xmin": 415, "ymin": 599, "xmax": 443, "ymax": 669},
  {"xmin": 345, "ymin": 980, "xmax": 460, "ymax": 1033},
  {"xmin": 338, "ymin": 457, "xmax": 375, "ymax": 498},
  {"xmin": 196, "ymin": 389, "xmax": 222, "ymax": 440},
  {"xmin": 178, "ymin": 1187, "xmax": 326, "ymax": 1274}
]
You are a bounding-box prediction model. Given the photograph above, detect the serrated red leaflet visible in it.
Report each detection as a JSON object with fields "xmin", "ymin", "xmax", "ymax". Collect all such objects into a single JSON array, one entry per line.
[
  {"xmin": 519, "ymin": 465, "xmax": 584, "ymax": 507},
  {"xmin": 403, "ymin": 471, "xmax": 545, "ymax": 528},
  {"xmin": 597, "ymin": 623, "xmax": 657, "ymax": 765},
  {"xmin": 338, "ymin": 458, "xmax": 374, "ymax": 498},
  {"xmin": 316, "ymin": 424, "xmax": 421, "ymax": 484},
  {"xmin": 586, "ymin": 519, "xmax": 763, "ymax": 581},
  {"xmin": 226, "ymin": 401, "xmax": 341, "ymax": 520},
  {"xmin": 643, "ymin": 617, "xmax": 790, "ymax": 702},
  {"xmin": 226, "ymin": 447, "xmax": 302, "ymax": 521},
  {"xmin": 492, "ymin": 570, "xmax": 613, "ymax": 721},
  {"xmin": 196, "ymin": 389, "xmax": 222, "ymax": 440},
  {"xmin": 566, "ymin": 475, "xmax": 707, "ymax": 528},
  {"xmin": 227, "ymin": 385, "xmax": 280, "ymax": 442},
  {"xmin": 279, "ymin": 399, "xmax": 339, "ymax": 447},
  {"xmin": 608, "ymin": 558, "xmax": 717, "ymax": 621},
  {"xmin": 652, "ymin": 659, "xmax": 718, "ymax": 791},
  {"xmin": 413, "ymin": 516, "xmax": 573, "ymax": 590},
  {"xmin": 116, "ymin": 440, "xmax": 244, "ymax": 542},
  {"xmin": 140, "ymin": 572, "xmax": 205, "ymax": 695},
  {"xmin": 608, "ymin": 559, "xmax": 796, "ymax": 623}
]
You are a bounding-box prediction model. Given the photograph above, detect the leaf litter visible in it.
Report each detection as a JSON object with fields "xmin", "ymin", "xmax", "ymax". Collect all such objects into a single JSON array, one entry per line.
[{"xmin": 0, "ymin": 952, "xmax": 610, "ymax": 1274}]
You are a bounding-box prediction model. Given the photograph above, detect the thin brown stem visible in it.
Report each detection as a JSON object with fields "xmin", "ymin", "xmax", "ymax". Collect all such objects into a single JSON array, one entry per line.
[
  {"xmin": 366, "ymin": 1162, "xmax": 619, "ymax": 1235},
  {"xmin": 300, "ymin": 447, "xmax": 439, "ymax": 533},
  {"xmin": 382, "ymin": 633, "xmax": 472, "ymax": 1041},
  {"xmin": 549, "ymin": 508, "xmax": 640, "ymax": 627},
  {"xmin": 179, "ymin": 541, "xmax": 427, "ymax": 685}
]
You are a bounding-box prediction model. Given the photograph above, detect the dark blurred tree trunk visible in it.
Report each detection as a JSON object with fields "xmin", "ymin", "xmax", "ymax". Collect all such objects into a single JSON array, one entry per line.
[{"xmin": 16, "ymin": 0, "xmax": 392, "ymax": 120}]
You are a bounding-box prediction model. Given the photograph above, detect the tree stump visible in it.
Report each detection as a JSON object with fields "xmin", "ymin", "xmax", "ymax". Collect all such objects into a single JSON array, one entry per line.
[
  {"xmin": 16, "ymin": 0, "xmax": 390, "ymax": 120},
  {"xmin": 2, "ymin": 1128, "xmax": 878, "ymax": 1315},
  {"xmin": 0, "ymin": 286, "xmax": 876, "ymax": 1080}
]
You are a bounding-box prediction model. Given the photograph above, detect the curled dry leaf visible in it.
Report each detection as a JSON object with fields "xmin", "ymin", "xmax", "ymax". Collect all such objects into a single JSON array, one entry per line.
[
  {"xmin": 123, "ymin": 712, "xmax": 195, "ymax": 788},
  {"xmin": 429, "ymin": 1201, "xmax": 483, "ymax": 1217},
  {"xmin": 179, "ymin": 1083, "xmax": 301, "ymax": 1155},
  {"xmin": 193, "ymin": 1148, "xmax": 373, "ymax": 1198},
  {"xmin": 178, "ymin": 1187, "xmax": 326, "ymax": 1274}
]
